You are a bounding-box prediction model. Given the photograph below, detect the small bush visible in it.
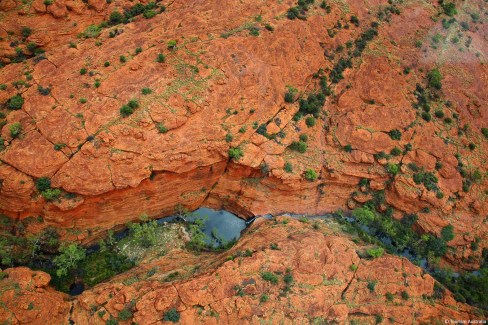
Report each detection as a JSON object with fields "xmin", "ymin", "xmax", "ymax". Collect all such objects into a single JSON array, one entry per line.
[
  {"xmin": 299, "ymin": 134, "xmax": 308, "ymax": 142},
  {"xmin": 156, "ymin": 123, "xmax": 168, "ymax": 133},
  {"xmin": 120, "ymin": 55, "xmax": 127, "ymax": 63},
  {"xmin": 163, "ymin": 308, "xmax": 180, "ymax": 323},
  {"xmin": 366, "ymin": 247, "xmax": 384, "ymax": 258},
  {"xmin": 441, "ymin": 2, "xmax": 457, "ymax": 16},
  {"xmin": 401, "ymin": 291, "xmax": 410, "ymax": 300},
  {"xmin": 284, "ymin": 162, "xmax": 293, "ymax": 173},
  {"xmin": 157, "ymin": 53, "xmax": 165, "ymax": 63},
  {"xmin": 109, "ymin": 10, "xmax": 124, "ymax": 25},
  {"xmin": 386, "ymin": 163, "xmax": 398, "ymax": 175},
  {"xmin": 83, "ymin": 25, "xmax": 101, "ymax": 38},
  {"xmin": 128, "ymin": 99, "xmax": 139, "ymax": 109},
  {"xmin": 41, "ymin": 188, "xmax": 62, "ymax": 201},
  {"xmin": 80, "ymin": 68, "xmax": 87, "ymax": 75},
  {"xmin": 118, "ymin": 309, "xmax": 132, "ymax": 321},
  {"xmin": 7, "ymin": 95, "xmax": 24, "ymax": 110},
  {"xmin": 143, "ymin": 9, "xmax": 156, "ymax": 19},
  {"xmin": 260, "ymin": 294, "xmax": 269, "ymax": 302},
  {"xmin": 104, "ymin": 61, "xmax": 110, "ymax": 67},
  {"xmin": 427, "ymin": 68, "xmax": 442, "ymax": 90},
  {"xmin": 289, "ymin": 141, "xmax": 307, "ymax": 153},
  {"xmin": 385, "ymin": 292, "xmax": 394, "ymax": 301},
  {"xmin": 167, "ymin": 40, "xmax": 177, "ymax": 50},
  {"xmin": 390, "ymin": 147, "xmax": 402, "ymax": 156},
  {"xmin": 228, "ymin": 147, "xmax": 243, "ymax": 161},
  {"xmin": 120, "ymin": 105, "xmax": 134, "ymax": 117},
  {"xmin": 79, "ymin": 98, "xmax": 87, "ymax": 104},
  {"xmin": 261, "ymin": 271, "xmax": 279, "ymax": 284},
  {"xmin": 305, "ymin": 116, "xmax": 316, "ymax": 127},
  {"xmin": 441, "ymin": 225, "xmax": 454, "ymax": 242},
  {"xmin": 367, "ymin": 280, "xmax": 377, "ymax": 292},
  {"xmin": 9, "ymin": 123, "xmax": 22, "ymax": 138},
  {"xmin": 344, "ymin": 144, "xmax": 352, "ymax": 152},
  {"xmin": 388, "ymin": 129, "xmax": 401, "ymax": 140},
  {"xmin": 481, "ymin": 128, "xmax": 488, "ymax": 139},
  {"xmin": 36, "ymin": 177, "xmax": 51, "ymax": 191},
  {"xmin": 141, "ymin": 87, "xmax": 152, "ymax": 95},
  {"xmin": 304, "ymin": 169, "xmax": 318, "ymax": 181}
]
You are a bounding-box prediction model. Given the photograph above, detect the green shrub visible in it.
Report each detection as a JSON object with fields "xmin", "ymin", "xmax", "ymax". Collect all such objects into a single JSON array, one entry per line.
[
  {"xmin": 141, "ymin": 87, "xmax": 152, "ymax": 95},
  {"xmin": 388, "ymin": 129, "xmax": 401, "ymax": 140},
  {"xmin": 225, "ymin": 133, "xmax": 233, "ymax": 142},
  {"xmin": 344, "ymin": 144, "xmax": 352, "ymax": 152},
  {"xmin": 79, "ymin": 98, "xmax": 87, "ymax": 104},
  {"xmin": 120, "ymin": 105, "xmax": 134, "ymax": 117},
  {"xmin": 289, "ymin": 141, "xmax": 307, "ymax": 153},
  {"xmin": 260, "ymin": 294, "xmax": 269, "ymax": 302},
  {"xmin": 434, "ymin": 110, "xmax": 444, "ymax": 118},
  {"xmin": 104, "ymin": 61, "xmax": 110, "ymax": 67},
  {"xmin": 109, "ymin": 10, "xmax": 124, "ymax": 25},
  {"xmin": 80, "ymin": 68, "xmax": 87, "ymax": 75},
  {"xmin": 284, "ymin": 273, "xmax": 294, "ymax": 285},
  {"xmin": 7, "ymin": 95, "xmax": 24, "ymax": 110},
  {"xmin": 21, "ymin": 26, "xmax": 32, "ymax": 38},
  {"xmin": 143, "ymin": 9, "xmax": 156, "ymax": 19},
  {"xmin": 390, "ymin": 147, "xmax": 402, "ymax": 156},
  {"xmin": 167, "ymin": 40, "xmax": 177, "ymax": 50},
  {"xmin": 53, "ymin": 244, "xmax": 86, "ymax": 277},
  {"xmin": 119, "ymin": 55, "xmax": 127, "ymax": 63},
  {"xmin": 128, "ymin": 99, "xmax": 139, "ymax": 109},
  {"xmin": 481, "ymin": 128, "xmax": 488, "ymax": 139},
  {"xmin": 228, "ymin": 147, "xmax": 243, "ymax": 161},
  {"xmin": 94, "ymin": 80, "xmax": 101, "ymax": 88},
  {"xmin": 41, "ymin": 188, "xmax": 62, "ymax": 201},
  {"xmin": 387, "ymin": 163, "xmax": 399, "ymax": 175},
  {"xmin": 9, "ymin": 123, "xmax": 22, "ymax": 138},
  {"xmin": 118, "ymin": 309, "xmax": 132, "ymax": 321},
  {"xmin": 367, "ymin": 280, "xmax": 377, "ymax": 292},
  {"xmin": 305, "ymin": 116, "xmax": 316, "ymax": 127},
  {"xmin": 163, "ymin": 308, "xmax": 180, "ymax": 323},
  {"xmin": 440, "ymin": 225, "xmax": 454, "ymax": 242},
  {"xmin": 385, "ymin": 292, "xmax": 394, "ymax": 301},
  {"xmin": 304, "ymin": 169, "xmax": 318, "ymax": 181},
  {"xmin": 299, "ymin": 92, "xmax": 325, "ymax": 115},
  {"xmin": 441, "ymin": 2, "xmax": 457, "ymax": 16},
  {"xmin": 401, "ymin": 291, "xmax": 410, "ymax": 300},
  {"xmin": 261, "ymin": 271, "xmax": 279, "ymax": 284},
  {"xmin": 157, "ymin": 53, "xmax": 165, "ymax": 63},
  {"xmin": 413, "ymin": 171, "xmax": 438, "ymax": 191},
  {"xmin": 156, "ymin": 123, "xmax": 168, "ymax": 133},
  {"xmin": 249, "ymin": 27, "xmax": 259, "ymax": 36},
  {"xmin": 83, "ymin": 25, "xmax": 101, "ymax": 38},
  {"xmin": 284, "ymin": 162, "xmax": 293, "ymax": 173},
  {"xmin": 366, "ymin": 247, "xmax": 384, "ymax": 258},
  {"xmin": 422, "ymin": 112, "xmax": 431, "ymax": 121},
  {"xmin": 36, "ymin": 177, "xmax": 51, "ymax": 191},
  {"xmin": 427, "ymin": 68, "xmax": 442, "ymax": 90}
]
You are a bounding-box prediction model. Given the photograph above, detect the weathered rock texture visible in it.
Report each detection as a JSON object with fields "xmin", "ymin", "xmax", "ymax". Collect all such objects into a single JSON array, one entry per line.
[
  {"xmin": 0, "ymin": 218, "xmax": 479, "ymax": 324},
  {"xmin": 0, "ymin": 0, "xmax": 486, "ymax": 268}
]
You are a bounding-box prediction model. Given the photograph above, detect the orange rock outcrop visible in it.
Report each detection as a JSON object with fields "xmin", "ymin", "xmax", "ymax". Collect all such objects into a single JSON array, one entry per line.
[
  {"xmin": 0, "ymin": 218, "xmax": 480, "ymax": 324},
  {"xmin": 0, "ymin": 0, "xmax": 486, "ymax": 268}
]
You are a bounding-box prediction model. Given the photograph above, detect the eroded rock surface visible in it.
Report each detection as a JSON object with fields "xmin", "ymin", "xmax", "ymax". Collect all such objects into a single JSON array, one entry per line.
[{"xmin": 0, "ymin": 218, "xmax": 479, "ymax": 324}]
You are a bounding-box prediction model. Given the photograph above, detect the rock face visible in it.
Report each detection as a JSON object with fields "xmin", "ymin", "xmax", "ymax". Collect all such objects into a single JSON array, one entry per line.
[
  {"xmin": 0, "ymin": 218, "xmax": 479, "ymax": 324},
  {"xmin": 0, "ymin": 0, "xmax": 486, "ymax": 268},
  {"xmin": 0, "ymin": 267, "xmax": 69, "ymax": 324}
]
